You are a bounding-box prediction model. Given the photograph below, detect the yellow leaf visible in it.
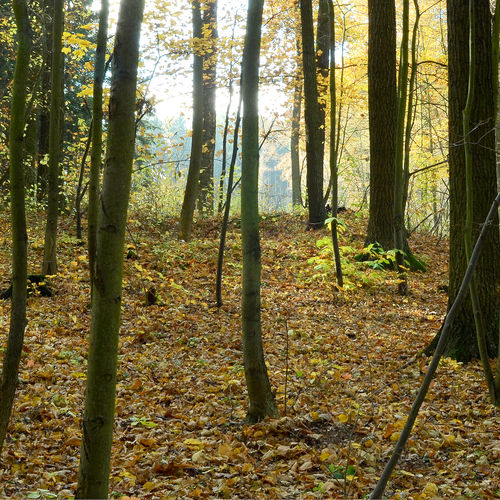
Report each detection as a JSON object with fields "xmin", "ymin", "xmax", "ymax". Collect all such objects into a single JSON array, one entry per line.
[
  {"xmin": 338, "ymin": 413, "xmax": 349, "ymax": 423},
  {"xmin": 319, "ymin": 449, "xmax": 331, "ymax": 461},
  {"xmin": 390, "ymin": 432, "xmax": 401, "ymax": 442},
  {"xmin": 241, "ymin": 462, "xmax": 253, "ymax": 473},
  {"xmin": 420, "ymin": 482, "xmax": 439, "ymax": 498},
  {"xmin": 184, "ymin": 438, "xmax": 203, "ymax": 449},
  {"xmin": 218, "ymin": 442, "xmax": 233, "ymax": 457}
]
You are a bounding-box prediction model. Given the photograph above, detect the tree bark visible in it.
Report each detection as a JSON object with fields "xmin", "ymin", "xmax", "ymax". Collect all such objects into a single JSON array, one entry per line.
[
  {"xmin": 446, "ymin": 0, "xmax": 500, "ymax": 361},
  {"xmin": 365, "ymin": 0, "xmax": 397, "ymax": 249},
  {"xmin": 42, "ymin": 0, "xmax": 64, "ymax": 275},
  {"xmin": 76, "ymin": 0, "xmax": 144, "ymax": 495},
  {"xmin": 88, "ymin": 0, "xmax": 109, "ymax": 295},
  {"xmin": 241, "ymin": 0, "xmax": 278, "ymax": 423},
  {"xmin": 197, "ymin": 0, "xmax": 217, "ymax": 215},
  {"xmin": 300, "ymin": 0, "xmax": 325, "ymax": 228},
  {"xmin": 179, "ymin": 0, "xmax": 204, "ymax": 241},
  {"xmin": 0, "ymin": 0, "xmax": 30, "ymax": 453}
]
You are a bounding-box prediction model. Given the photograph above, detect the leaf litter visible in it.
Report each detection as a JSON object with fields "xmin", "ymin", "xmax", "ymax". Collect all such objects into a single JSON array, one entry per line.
[{"xmin": 0, "ymin": 210, "xmax": 498, "ymax": 499}]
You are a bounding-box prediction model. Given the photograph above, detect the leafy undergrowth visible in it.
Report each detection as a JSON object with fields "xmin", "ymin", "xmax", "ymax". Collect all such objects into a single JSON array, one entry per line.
[{"xmin": 0, "ymin": 210, "xmax": 498, "ymax": 499}]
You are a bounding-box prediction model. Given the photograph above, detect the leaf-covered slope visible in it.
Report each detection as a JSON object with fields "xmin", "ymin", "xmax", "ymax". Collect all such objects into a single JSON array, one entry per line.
[{"xmin": 0, "ymin": 211, "xmax": 497, "ymax": 499}]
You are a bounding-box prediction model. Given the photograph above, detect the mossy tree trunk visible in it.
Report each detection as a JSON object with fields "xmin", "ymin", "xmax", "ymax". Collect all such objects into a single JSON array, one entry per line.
[
  {"xmin": 88, "ymin": 0, "xmax": 109, "ymax": 295},
  {"xmin": 0, "ymin": 0, "xmax": 30, "ymax": 453},
  {"xmin": 365, "ymin": 0, "xmax": 397, "ymax": 250},
  {"xmin": 300, "ymin": 0, "xmax": 325, "ymax": 228},
  {"xmin": 76, "ymin": 0, "xmax": 144, "ymax": 496},
  {"xmin": 445, "ymin": 0, "xmax": 500, "ymax": 361},
  {"xmin": 241, "ymin": 0, "xmax": 278, "ymax": 423},
  {"xmin": 41, "ymin": 0, "xmax": 64, "ymax": 275},
  {"xmin": 179, "ymin": 0, "xmax": 204, "ymax": 241}
]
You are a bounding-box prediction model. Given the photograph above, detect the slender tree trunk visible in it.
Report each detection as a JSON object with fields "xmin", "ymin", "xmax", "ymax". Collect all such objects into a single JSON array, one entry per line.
[
  {"xmin": 198, "ymin": 0, "xmax": 217, "ymax": 216},
  {"xmin": 36, "ymin": 0, "xmax": 52, "ymax": 203},
  {"xmin": 394, "ymin": 0, "xmax": 409, "ymax": 295},
  {"xmin": 326, "ymin": 0, "xmax": 342, "ymax": 288},
  {"xmin": 402, "ymin": 0, "xmax": 420, "ymax": 218},
  {"xmin": 241, "ymin": 0, "xmax": 278, "ymax": 423},
  {"xmin": 42, "ymin": 0, "xmax": 64, "ymax": 275},
  {"xmin": 88, "ymin": 0, "xmax": 109, "ymax": 294},
  {"xmin": 75, "ymin": 123, "xmax": 92, "ymax": 241},
  {"xmin": 365, "ymin": 0, "xmax": 397, "ymax": 249},
  {"xmin": 300, "ymin": 0, "xmax": 325, "ymax": 228},
  {"xmin": 216, "ymin": 96, "xmax": 241, "ymax": 307},
  {"xmin": 76, "ymin": 0, "xmax": 144, "ymax": 495},
  {"xmin": 0, "ymin": 0, "xmax": 30, "ymax": 453},
  {"xmin": 179, "ymin": 0, "xmax": 204, "ymax": 241},
  {"xmin": 316, "ymin": 0, "xmax": 329, "ymax": 180},
  {"xmin": 290, "ymin": 74, "xmax": 302, "ymax": 208}
]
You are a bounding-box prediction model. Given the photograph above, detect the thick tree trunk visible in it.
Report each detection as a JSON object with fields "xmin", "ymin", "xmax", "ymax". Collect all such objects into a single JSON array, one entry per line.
[
  {"xmin": 300, "ymin": 0, "xmax": 325, "ymax": 228},
  {"xmin": 0, "ymin": 0, "xmax": 30, "ymax": 453},
  {"xmin": 446, "ymin": 0, "xmax": 500, "ymax": 361},
  {"xmin": 42, "ymin": 0, "xmax": 64, "ymax": 275},
  {"xmin": 88, "ymin": 0, "xmax": 109, "ymax": 294},
  {"xmin": 76, "ymin": 0, "xmax": 144, "ymax": 496},
  {"xmin": 365, "ymin": 0, "xmax": 397, "ymax": 249},
  {"xmin": 241, "ymin": 0, "xmax": 278, "ymax": 423},
  {"xmin": 197, "ymin": 0, "xmax": 217, "ymax": 215}
]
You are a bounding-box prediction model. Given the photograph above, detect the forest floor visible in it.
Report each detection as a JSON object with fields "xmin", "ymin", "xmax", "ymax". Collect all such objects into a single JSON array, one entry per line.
[{"xmin": 0, "ymin": 209, "xmax": 498, "ymax": 499}]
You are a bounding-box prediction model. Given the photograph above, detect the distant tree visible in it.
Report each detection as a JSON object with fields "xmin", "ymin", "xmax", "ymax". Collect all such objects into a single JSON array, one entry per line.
[
  {"xmin": 445, "ymin": 0, "xmax": 500, "ymax": 361},
  {"xmin": 290, "ymin": 1, "xmax": 302, "ymax": 208},
  {"xmin": 365, "ymin": 0, "xmax": 397, "ymax": 250},
  {"xmin": 241, "ymin": 0, "xmax": 278, "ymax": 423},
  {"xmin": 76, "ymin": 0, "xmax": 144, "ymax": 495},
  {"xmin": 0, "ymin": 0, "xmax": 30, "ymax": 453},
  {"xmin": 300, "ymin": 0, "xmax": 325, "ymax": 228},
  {"xmin": 179, "ymin": 0, "xmax": 204, "ymax": 241},
  {"xmin": 41, "ymin": 0, "xmax": 64, "ymax": 275},
  {"xmin": 197, "ymin": 0, "xmax": 217, "ymax": 215}
]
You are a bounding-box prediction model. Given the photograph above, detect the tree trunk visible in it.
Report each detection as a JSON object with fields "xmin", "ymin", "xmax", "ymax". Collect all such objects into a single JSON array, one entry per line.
[
  {"xmin": 316, "ymin": 0, "xmax": 329, "ymax": 191},
  {"xmin": 179, "ymin": 0, "xmax": 204, "ymax": 241},
  {"xmin": 290, "ymin": 73, "xmax": 302, "ymax": 208},
  {"xmin": 76, "ymin": 0, "xmax": 144, "ymax": 495},
  {"xmin": 365, "ymin": 0, "xmax": 397, "ymax": 250},
  {"xmin": 300, "ymin": 0, "xmax": 325, "ymax": 228},
  {"xmin": 36, "ymin": 0, "xmax": 52, "ymax": 203},
  {"xmin": 88, "ymin": 0, "xmax": 109, "ymax": 295},
  {"xmin": 41, "ymin": 0, "xmax": 64, "ymax": 275},
  {"xmin": 197, "ymin": 0, "xmax": 217, "ymax": 216},
  {"xmin": 446, "ymin": 0, "xmax": 500, "ymax": 361},
  {"xmin": 241, "ymin": 0, "xmax": 278, "ymax": 423},
  {"xmin": 394, "ymin": 0, "xmax": 409, "ymax": 295},
  {"xmin": 0, "ymin": 0, "xmax": 30, "ymax": 453}
]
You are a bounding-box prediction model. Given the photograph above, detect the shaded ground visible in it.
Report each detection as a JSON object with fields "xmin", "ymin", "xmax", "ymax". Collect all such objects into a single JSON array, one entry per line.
[{"xmin": 0, "ymin": 210, "xmax": 498, "ymax": 499}]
